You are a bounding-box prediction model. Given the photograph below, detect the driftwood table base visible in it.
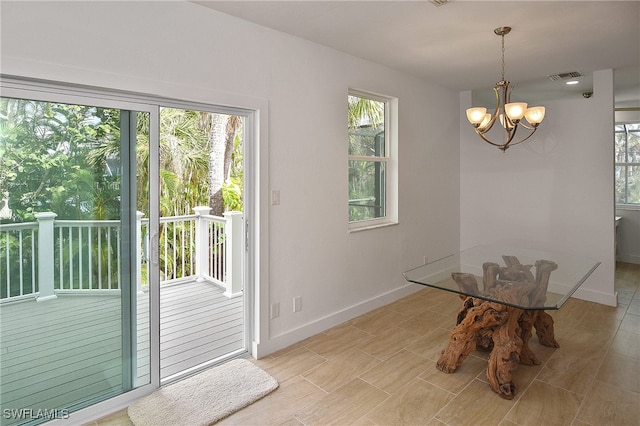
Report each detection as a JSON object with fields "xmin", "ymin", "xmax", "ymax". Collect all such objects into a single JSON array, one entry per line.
[
  {"xmin": 435, "ymin": 256, "xmax": 560, "ymax": 399},
  {"xmin": 436, "ymin": 296, "xmax": 559, "ymax": 399}
]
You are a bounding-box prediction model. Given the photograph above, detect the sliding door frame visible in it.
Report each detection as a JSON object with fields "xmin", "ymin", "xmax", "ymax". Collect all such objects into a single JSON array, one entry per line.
[{"xmin": 0, "ymin": 75, "xmax": 264, "ymax": 424}]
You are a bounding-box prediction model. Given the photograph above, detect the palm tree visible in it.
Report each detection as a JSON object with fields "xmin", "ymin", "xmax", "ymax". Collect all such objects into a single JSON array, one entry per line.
[
  {"xmin": 87, "ymin": 106, "xmax": 243, "ymax": 218},
  {"xmin": 159, "ymin": 108, "xmax": 209, "ymax": 216},
  {"xmin": 200, "ymin": 112, "xmax": 242, "ymax": 216},
  {"xmin": 348, "ymin": 95, "xmax": 383, "ymax": 130}
]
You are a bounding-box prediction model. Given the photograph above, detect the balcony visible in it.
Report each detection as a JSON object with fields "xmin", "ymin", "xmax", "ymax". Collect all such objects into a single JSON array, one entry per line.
[
  {"xmin": 0, "ymin": 207, "xmax": 244, "ymax": 302},
  {"xmin": 0, "ymin": 208, "xmax": 245, "ymax": 424}
]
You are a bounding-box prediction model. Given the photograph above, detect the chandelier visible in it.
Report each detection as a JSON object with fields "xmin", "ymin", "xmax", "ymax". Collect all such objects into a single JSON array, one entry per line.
[{"xmin": 466, "ymin": 27, "xmax": 545, "ymax": 151}]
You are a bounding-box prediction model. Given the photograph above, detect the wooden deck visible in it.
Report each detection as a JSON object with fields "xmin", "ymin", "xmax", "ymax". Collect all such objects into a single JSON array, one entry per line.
[
  {"xmin": 0, "ymin": 280, "xmax": 244, "ymax": 425},
  {"xmin": 158, "ymin": 281, "xmax": 245, "ymax": 379}
]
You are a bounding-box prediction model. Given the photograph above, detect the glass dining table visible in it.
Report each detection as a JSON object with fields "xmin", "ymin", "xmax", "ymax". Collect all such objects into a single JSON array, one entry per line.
[{"xmin": 402, "ymin": 244, "xmax": 600, "ymax": 399}]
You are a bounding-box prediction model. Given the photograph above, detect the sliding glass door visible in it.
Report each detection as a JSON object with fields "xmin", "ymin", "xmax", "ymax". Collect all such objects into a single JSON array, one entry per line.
[
  {"xmin": 0, "ymin": 79, "xmax": 253, "ymax": 424},
  {"xmin": 0, "ymin": 93, "xmax": 153, "ymax": 425}
]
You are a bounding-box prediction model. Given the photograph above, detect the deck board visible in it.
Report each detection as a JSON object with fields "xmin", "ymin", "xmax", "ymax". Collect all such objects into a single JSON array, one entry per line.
[
  {"xmin": 158, "ymin": 281, "xmax": 244, "ymax": 378},
  {"xmin": 0, "ymin": 280, "xmax": 244, "ymax": 425}
]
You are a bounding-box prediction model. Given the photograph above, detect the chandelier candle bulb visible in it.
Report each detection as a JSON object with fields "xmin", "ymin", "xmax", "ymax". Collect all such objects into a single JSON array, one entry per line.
[
  {"xmin": 499, "ymin": 114, "xmax": 515, "ymax": 130},
  {"xmin": 466, "ymin": 107, "xmax": 487, "ymax": 125},
  {"xmin": 505, "ymin": 102, "xmax": 527, "ymax": 120},
  {"xmin": 524, "ymin": 106, "xmax": 545, "ymax": 125},
  {"xmin": 479, "ymin": 113, "xmax": 492, "ymax": 130}
]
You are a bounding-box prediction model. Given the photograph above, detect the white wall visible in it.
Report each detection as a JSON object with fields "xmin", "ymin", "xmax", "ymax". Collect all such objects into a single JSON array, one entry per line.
[
  {"xmin": 460, "ymin": 69, "xmax": 616, "ymax": 306},
  {"xmin": 0, "ymin": 1, "xmax": 460, "ymax": 356}
]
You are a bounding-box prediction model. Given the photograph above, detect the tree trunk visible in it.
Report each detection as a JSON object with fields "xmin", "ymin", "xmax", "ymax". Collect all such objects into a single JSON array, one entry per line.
[
  {"xmin": 208, "ymin": 114, "xmax": 226, "ymax": 216},
  {"xmin": 224, "ymin": 115, "xmax": 241, "ymax": 181}
]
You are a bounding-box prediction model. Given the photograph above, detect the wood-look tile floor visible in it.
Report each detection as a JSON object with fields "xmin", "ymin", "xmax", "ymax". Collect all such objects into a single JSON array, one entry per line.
[{"xmin": 95, "ymin": 262, "xmax": 640, "ymax": 426}]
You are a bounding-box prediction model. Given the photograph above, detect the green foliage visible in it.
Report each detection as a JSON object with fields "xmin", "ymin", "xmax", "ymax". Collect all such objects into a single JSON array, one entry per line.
[
  {"xmin": 348, "ymin": 95, "xmax": 384, "ymax": 130},
  {"xmin": 0, "ymin": 97, "xmax": 244, "ymax": 297},
  {"xmin": 223, "ymin": 178, "xmax": 243, "ymax": 212},
  {"xmin": 615, "ymin": 124, "xmax": 640, "ymax": 204},
  {"xmin": 222, "ymin": 133, "xmax": 244, "ymax": 212},
  {"xmin": 0, "ymin": 99, "xmax": 245, "ymax": 223},
  {"xmin": 158, "ymin": 108, "xmax": 210, "ymax": 216},
  {"xmin": 0, "ymin": 98, "xmax": 121, "ymax": 222},
  {"xmin": 158, "ymin": 220, "xmax": 195, "ymax": 281}
]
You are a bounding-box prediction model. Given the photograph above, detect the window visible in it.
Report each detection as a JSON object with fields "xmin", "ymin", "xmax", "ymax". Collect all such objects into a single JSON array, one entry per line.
[
  {"xmin": 348, "ymin": 90, "xmax": 397, "ymax": 229},
  {"xmin": 615, "ymin": 123, "xmax": 640, "ymax": 204}
]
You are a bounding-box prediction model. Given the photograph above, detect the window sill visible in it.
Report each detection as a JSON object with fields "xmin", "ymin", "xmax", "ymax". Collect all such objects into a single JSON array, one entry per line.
[
  {"xmin": 348, "ymin": 220, "xmax": 398, "ymax": 233},
  {"xmin": 616, "ymin": 204, "xmax": 640, "ymax": 211}
]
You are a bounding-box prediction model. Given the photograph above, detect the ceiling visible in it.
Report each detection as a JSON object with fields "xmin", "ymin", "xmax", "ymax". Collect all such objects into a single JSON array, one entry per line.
[{"xmin": 192, "ymin": 0, "xmax": 640, "ymax": 106}]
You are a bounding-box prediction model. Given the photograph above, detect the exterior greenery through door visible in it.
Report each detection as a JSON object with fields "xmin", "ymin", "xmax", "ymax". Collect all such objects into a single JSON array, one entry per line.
[{"xmin": 0, "ymin": 98, "xmax": 244, "ymax": 293}]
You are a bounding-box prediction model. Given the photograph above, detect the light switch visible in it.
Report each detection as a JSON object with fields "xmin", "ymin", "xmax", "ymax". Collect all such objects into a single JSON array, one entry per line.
[{"xmin": 271, "ymin": 190, "xmax": 280, "ymax": 205}]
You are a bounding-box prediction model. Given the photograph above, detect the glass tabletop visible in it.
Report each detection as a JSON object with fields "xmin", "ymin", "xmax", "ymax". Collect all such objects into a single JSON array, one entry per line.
[{"xmin": 402, "ymin": 244, "xmax": 600, "ymax": 310}]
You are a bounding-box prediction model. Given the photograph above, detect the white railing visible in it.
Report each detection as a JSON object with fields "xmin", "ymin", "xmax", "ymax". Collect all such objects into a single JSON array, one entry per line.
[
  {"xmin": 0, "ymin": 222, "xmax": 37, "ymax": 301},
  {"xmin": 0, "ymin": 207, "xmax": 244, "ymax": 303},
  {"xmin": 55, "ymin": 218, "xmax": 122, "ymax": 294}
]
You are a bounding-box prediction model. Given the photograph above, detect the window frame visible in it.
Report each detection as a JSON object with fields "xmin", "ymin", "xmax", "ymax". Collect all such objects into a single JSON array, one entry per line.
[
  {"xmin": 348, "ymin": 89, "xmax": 398, "ymax": 232},
  {"xmin": 615, "ymin": 122, "xmax": 640, "ymax": 206}
]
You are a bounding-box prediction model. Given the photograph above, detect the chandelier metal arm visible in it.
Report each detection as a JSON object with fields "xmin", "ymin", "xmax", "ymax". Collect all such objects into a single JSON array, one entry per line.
[
  {"xmin": 485, "ymin": 85, "xmax": 503, "ymax": 133},
  {"xmin": 473, "ymin": 126, "xmax": 516, "ymax": 150},
  {"xmin": 518, "ymin": 121, "xmax": 536, "ymax": 131},
  {"xmin": 474, "ymin": 82, "xmax": 505, "ymax": 135},
  {"xmin": 503, "ymin": 126, "xmax": 539, "ymax": 148},
  {"xmin": 474, "ymin": 123, "xmax": 540, "ymax": 151},
  {"xmin": 474, "ymin": 129, "xmax": 508, "ymax": 148}
]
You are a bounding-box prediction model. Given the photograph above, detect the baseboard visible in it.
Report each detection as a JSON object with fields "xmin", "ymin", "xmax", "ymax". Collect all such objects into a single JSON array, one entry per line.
[
  {"xmin": 617, "ymin": 253, "xmax": 640, "ymax": 265},
  {"xmin": 571, "ymin": 287, "xmax": 618, "ymax": 307},
  {"xmin": 253, "ymin": 283, "xmax": 423, "ymax": 358}
]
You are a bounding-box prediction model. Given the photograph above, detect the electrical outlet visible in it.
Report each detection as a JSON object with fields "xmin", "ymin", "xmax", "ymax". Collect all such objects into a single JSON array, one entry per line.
[
  {"xmin": 293, "ymin": 296, "xmax": 302, "ymax": 312},
  {"xmin": 270, "ymin": 302, "xmax": 280, "ymax": 319}
]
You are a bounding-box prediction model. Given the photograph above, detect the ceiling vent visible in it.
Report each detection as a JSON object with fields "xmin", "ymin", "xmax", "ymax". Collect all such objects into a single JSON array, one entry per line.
[
  {"xmin": 430, "ymin": 0, "xmax": 452, "ymax": 6},
  {"xmin": 547, "ymin": 71, "xmax": 584, "ymax": 82}
]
